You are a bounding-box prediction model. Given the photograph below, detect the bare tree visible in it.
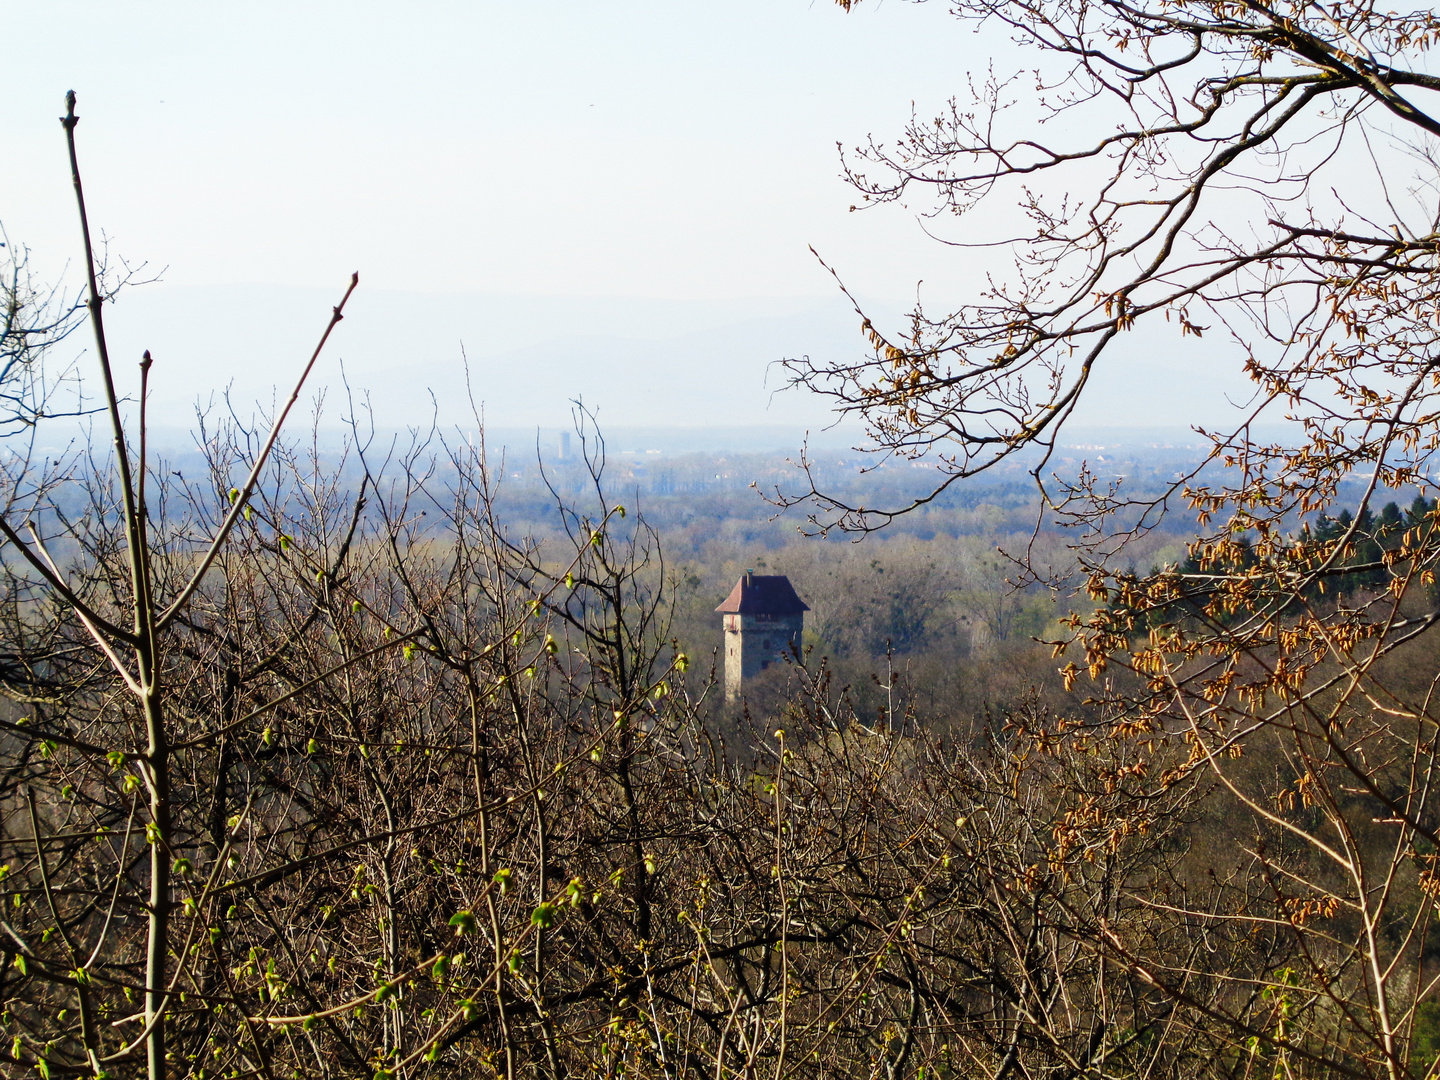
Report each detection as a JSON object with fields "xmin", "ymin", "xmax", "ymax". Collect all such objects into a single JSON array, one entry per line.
[
  {"xmin": 781, "ymin": 0, "xmax": 1440, "ymax": 540},
  {"xmin": 776, "ymin": 2, "xmax": 1440, "ymax": 1075}
]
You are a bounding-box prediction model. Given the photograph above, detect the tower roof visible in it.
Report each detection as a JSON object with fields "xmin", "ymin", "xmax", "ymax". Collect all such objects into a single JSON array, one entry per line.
[{"xmin": 715, "ymin": 573, "xmax": 809, "ymax": 615}]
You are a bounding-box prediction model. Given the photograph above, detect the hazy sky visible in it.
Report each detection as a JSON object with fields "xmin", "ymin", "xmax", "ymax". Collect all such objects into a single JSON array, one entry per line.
[
  {"xmin": 2, "ymin": 1, "xmax": 989, "ymax": 303},
  {"xmin": 1, "ymin": 2, "xmax": 1257, "ymax": 439}
]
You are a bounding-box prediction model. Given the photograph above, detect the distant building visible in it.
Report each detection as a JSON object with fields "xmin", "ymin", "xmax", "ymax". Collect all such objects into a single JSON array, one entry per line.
[{"xmin": 715, "ymin": 571, "xmax": 808, "ymax": 702}]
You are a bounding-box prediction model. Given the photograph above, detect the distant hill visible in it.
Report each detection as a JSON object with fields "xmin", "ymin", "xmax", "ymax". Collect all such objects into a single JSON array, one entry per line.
[
  {"xmin": 96, "ymin": 284, "xmax": 864, "ymax": 443},
  {"xmin": 83, "ymin": 282, "xmax": 1266, "ymax": 458}
]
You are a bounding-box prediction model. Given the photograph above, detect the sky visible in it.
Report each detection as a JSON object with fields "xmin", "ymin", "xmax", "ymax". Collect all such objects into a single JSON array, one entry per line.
[
  {"xmin": 0, "ymin": 1, "xmax": 1257, "ymax": 444},
  {"xmin": 1, "ymin": 1, "xmax": 981, "ymax": 300}
]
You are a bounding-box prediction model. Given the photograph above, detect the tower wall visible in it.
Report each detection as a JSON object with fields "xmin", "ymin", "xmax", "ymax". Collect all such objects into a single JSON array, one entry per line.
[{"xmin": 723, "ymin": 611, "xmax": 804, "ymax": 702}]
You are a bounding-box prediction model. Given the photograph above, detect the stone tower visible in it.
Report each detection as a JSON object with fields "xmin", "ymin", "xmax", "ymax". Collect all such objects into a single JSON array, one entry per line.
[{"xmin": 715, "ymin": 571, "xmax": 808, "ymax": 702}]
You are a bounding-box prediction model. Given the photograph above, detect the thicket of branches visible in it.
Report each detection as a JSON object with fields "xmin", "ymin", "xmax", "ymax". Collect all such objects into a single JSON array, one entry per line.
[
  {"xmin": 0, "ymin": 94, "xmax": 1216, "ymax": 1080},
  {"xmin": 775, "ymin": 0, "xmax": 1440, "ymax": 1077},
  {"xmin": 12, "ymin": 17, "xmax": 1440, "ymax": 1074}
]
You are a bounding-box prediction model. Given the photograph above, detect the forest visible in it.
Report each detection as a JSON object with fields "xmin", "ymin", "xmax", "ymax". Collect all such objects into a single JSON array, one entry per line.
[
  {"xmin": 11, "ymin": 0, "xmax": 1440, "ymax": 1072},
  {"xmin": 6, "ymin": 302, "xmax": 1440, "ymax": 1078}
]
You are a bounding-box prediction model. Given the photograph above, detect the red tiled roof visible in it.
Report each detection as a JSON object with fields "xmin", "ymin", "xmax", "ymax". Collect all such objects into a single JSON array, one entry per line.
[{"xmin": 715, "ymin": 574, "xmax": 809, "ymax": 614}]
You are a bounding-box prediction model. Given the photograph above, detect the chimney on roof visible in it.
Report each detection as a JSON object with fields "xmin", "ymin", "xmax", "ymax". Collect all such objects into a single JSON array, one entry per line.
[{"xmin": 715, "ymin": 572, "xmax": 808, "ymax": 702}]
